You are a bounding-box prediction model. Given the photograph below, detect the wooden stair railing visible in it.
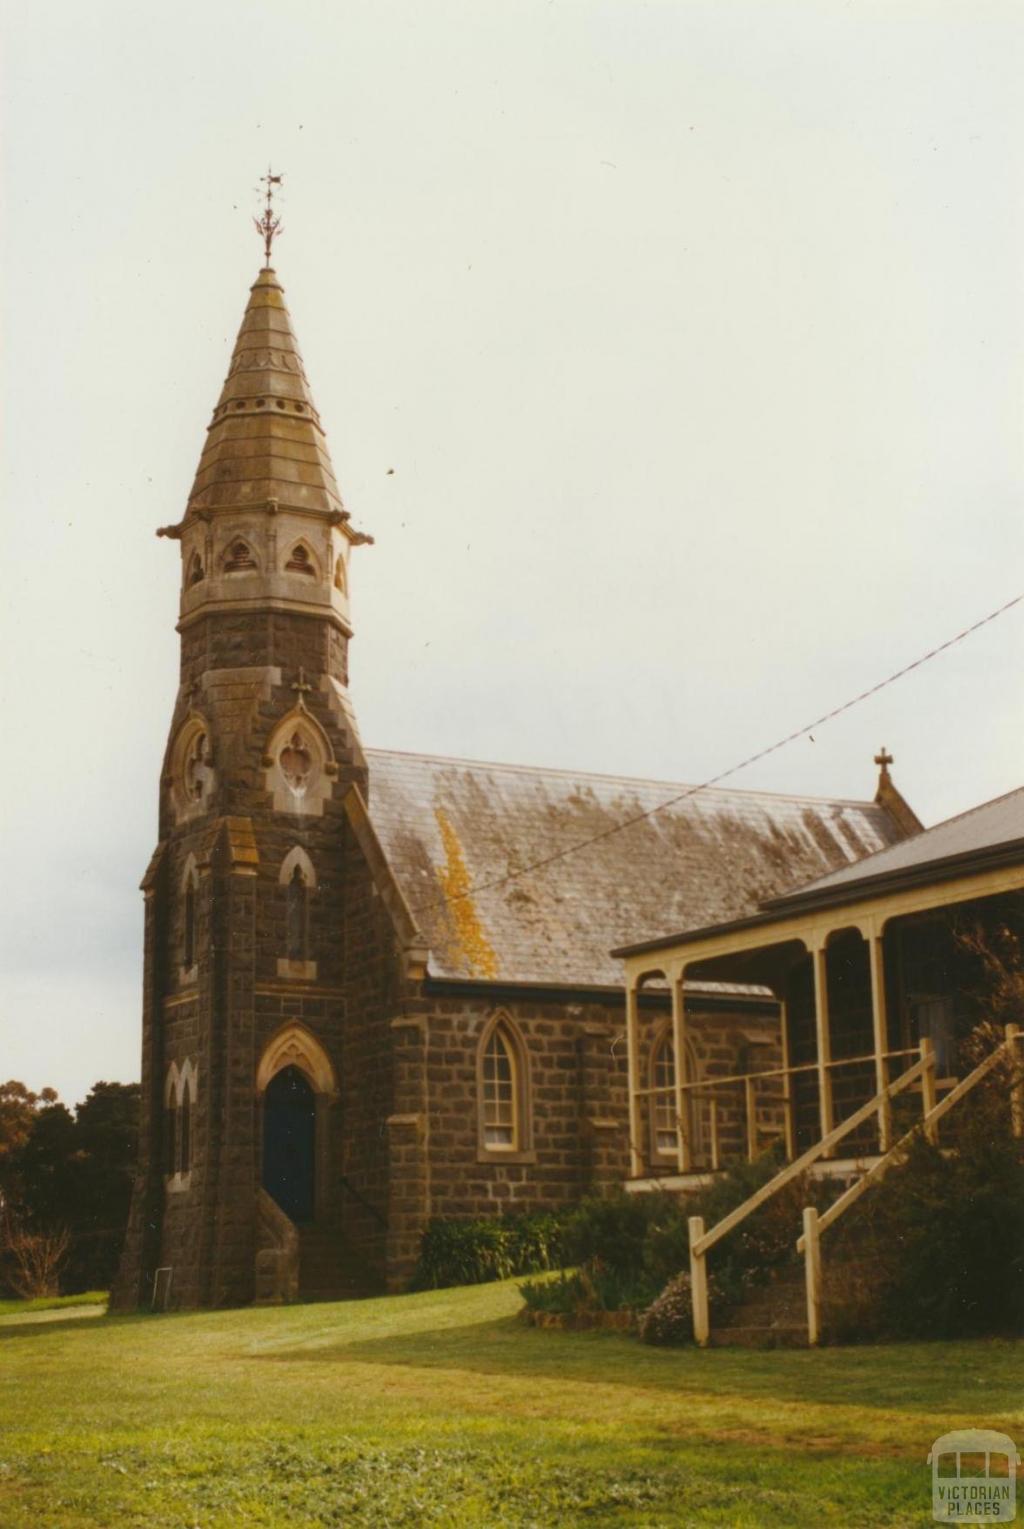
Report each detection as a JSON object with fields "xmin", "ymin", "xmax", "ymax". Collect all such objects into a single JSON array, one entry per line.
[
  {"xmin": 797, "ymin": 1023, "xmax": 1023, "ymax": 1345},
  {"xmin": 687, "ymin": 1048, "xmax": 934, "ymax": 1345}
]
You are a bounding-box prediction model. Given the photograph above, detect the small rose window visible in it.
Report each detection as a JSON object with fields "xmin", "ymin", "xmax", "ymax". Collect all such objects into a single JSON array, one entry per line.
[
  {"xmin": 185, "ymin": 732, "xmax": 212, "ymax": 803},
  {"xmin": 279, "ymin": 732, "xmax": 313, "ymax": 796}
]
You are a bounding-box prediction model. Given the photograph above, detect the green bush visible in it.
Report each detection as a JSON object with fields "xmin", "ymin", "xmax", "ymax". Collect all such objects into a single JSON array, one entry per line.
[
  {"xmin": 638, "ymin": 1273, "xmax": 697, "ymax": 1346},
  {"xmin": 827, "ymin": 1074, "xmax": 1024, "ymax": 1341},
  {"xmin": 412, "ymin": 1210, "xmax": 565, "ymax": 1290},
  {"xmin": 521, "ymin": 1155, "xmax": 806, "ymax": 1328},
  {"xmin": 519, "ymin": 1270, "xmax": 579, "ymax": 1315}
]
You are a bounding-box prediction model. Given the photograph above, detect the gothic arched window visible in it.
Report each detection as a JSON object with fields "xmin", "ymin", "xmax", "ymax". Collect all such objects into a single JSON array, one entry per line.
[
  {"xmin": 286, "ymin": 864, "xmax": 309, "ymax": 962},
  {"xmin": 285, "ymin": 544, "xmax": 316, "ymax": 575},
  {"xmin": 223, "ymin": 539, "xmax": 256, "ymax": 573},
  {"xmin": 179, "ymin": 1078, "xmax": 192, "ymax": 1176},
  {"xmin": 187, "ymin": 551, "xmax": 205, "ymax": 585},
  {"xmin": 184, "ymin": 731, "xmax": 212, "ymax": 805},
  {"xmin": 649, "ymin": 1029, "xmax": 700, "ymax": 1165},
  {"xmin": 170, "ymin": 719, "xmax": 216, "ymax": 824},
  {"xmin": 482, "ymin": 1028, "xmax": 515, "ymax": 1146},
  {"xmin": 183, "ymin": 868, "xmax": 198, "ymax": 972},
  {"xmin": 651, "ymin": 1032, "xmax": 678, "ymax": 1156},
  {"xmin": 264, "ymin": 714, "xmax": 334, "ymax": 818},
  {"xmin": 477, "ymin": 1017, "xmax": 530, "ymax": 1155},
  {"xmin": 165, "ymin": 1062, "xmax": 196, "ymax": 1187}
]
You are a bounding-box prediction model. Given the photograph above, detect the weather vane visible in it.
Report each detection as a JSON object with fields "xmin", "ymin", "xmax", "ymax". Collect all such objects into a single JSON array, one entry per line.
[{"xmin": 254, "ymin": 167, "xmax": 284, "ymax": 266}]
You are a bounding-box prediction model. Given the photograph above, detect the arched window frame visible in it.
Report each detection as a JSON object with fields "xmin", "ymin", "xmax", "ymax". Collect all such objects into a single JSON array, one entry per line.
[
  {"xmin": 181, "ymin": 854, "xmax": 199, "ymax": 981},
  {"xmin": 476, "ymin": 1012, "xmax": 534, "ymax": 1164},
  {"xmin": 179, "ymin": 1076, "xmax": 192, "ymax": 1176},
  {"xmin": 163, "ymin": 1062, "xmax": 179, "ymax": 1179},
  {"xmin": 648, "ymin": 1023, "xmax": 701, "ymax": 1167},
  {"xmin": 165, "ymin": 1059, "xmax": 198, "ymax": 1191},
  {"xmin": 263, "ymin": 710, "xmax": 335, "ymax": 818},
  {"xmin": 283, "ymin": 539, "xmax": 320, "ymax": 578},
  {"xmin": 277, "ymin": 847, "xmax": 317, "ymax": 979},
  {"xmin": 221, "ymin": 536, "xmax": 259, "ymax": 575},
  {"xmin": 168, "ymin": 714, "xmax": 216, "ymax": 824}
]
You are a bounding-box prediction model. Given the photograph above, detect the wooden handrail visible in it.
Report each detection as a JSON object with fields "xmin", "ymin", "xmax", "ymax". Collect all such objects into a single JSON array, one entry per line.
[
  {"xmin": 691, "ymin": 1053, "xmax": 928, "ymax": 1259},
  {"xmin": 797, "ymin": 1032, "xmax": 1020, "ymax": 1252},
  {"xmin": 635, "ymin": 1047, "xmax": 920, "ymax": 1099}
]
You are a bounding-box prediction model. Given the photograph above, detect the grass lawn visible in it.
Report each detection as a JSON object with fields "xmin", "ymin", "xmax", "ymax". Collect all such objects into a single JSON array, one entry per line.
[
  {"xmin": 0, "ymin": 1281, "xmax": 1019, "ymax": 1528},
  {"xmin": 0, "ymin": 1292, "xmax": 108, "ymax": 1318}
]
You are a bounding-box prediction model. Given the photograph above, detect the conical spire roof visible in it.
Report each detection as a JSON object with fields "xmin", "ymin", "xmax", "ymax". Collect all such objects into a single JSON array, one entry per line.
[{"xmin": 187, "ymin": 268, "xmax": 345, "ymax": 517}]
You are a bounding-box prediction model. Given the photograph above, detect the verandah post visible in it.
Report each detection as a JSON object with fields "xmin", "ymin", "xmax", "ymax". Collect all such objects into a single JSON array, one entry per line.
[
  {"xmin": 803, "ymin": 1205, "xmax": 821, "ymax": 1346},
  {"xmin": 810, "ymin": 941, "xmax": 835, "ymax": 1155},
  {"xmin": 867, "ymin": 932, "xmax": 892, "ymax": 1153},
  {"xmin": 626, "ymin": 982, "xmax": 643, "ymax": 1178},
  {"xmin": 778, "ymin": 998, "xmax": 797, "ymax": 1161},
  {"xmin": 671, "ymin": 976, "xmax": 691, "ymax": 1173},
  {"xmin": 688, "ymin": 1215, "xmax": 709, "ymax": 1346}
]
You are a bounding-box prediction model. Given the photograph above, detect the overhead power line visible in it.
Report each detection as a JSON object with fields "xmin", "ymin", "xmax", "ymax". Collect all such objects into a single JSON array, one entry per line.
[{"xmin": 410, "ymin": 590, "xmax": 1023, "ymax": 915}]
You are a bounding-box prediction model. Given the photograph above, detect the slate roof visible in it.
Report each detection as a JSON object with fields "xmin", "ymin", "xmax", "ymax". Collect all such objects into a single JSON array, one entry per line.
[
  {"xmin": 364, "ymin": 748, "xmax": 913, "ymax": 988},
  {"xmin": 766, "ymin": 785, "xmax": 1024, "ymax": 908}
]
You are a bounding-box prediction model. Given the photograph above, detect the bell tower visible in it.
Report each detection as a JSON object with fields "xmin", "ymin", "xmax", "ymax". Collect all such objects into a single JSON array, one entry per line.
[{"xmin": 114, "ymin": 215, "xmax": 380, "ymax": 1308}]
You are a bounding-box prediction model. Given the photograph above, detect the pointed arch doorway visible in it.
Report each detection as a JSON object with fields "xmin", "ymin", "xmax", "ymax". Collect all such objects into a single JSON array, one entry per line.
[
  {"xmin": 262, "ymin": 1066, "xmax": 316, "ymax": 1223},
  {"xmin": 257, "ymin": 1023, "xmax": 338, "ymax": 1226}
]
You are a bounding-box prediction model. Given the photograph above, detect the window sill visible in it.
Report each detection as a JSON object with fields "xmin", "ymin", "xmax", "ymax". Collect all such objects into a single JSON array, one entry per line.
[
  {"xmin": 165, "ymin": 1172, "xmax": 192, "ymax": 1194},
  {"xmin": 178, "ymin": 965, "xmax": 198, "ymax": 986},
  {"xmin": 276, "ymin": 958, "xmax": 318, "ymax": 981},
  {"xmin": 476, "ymin": 1148, "xmax": 537, "ymax": 1166}
]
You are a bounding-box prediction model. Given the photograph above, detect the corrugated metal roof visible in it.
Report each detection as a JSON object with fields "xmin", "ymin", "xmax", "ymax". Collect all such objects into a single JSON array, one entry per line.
[
  {"xmin": 767, "ymin": 785, "xmax": 1024, "ymax": 906},
  {"xmin": 364, "ymin": 748, "xmax": 910, "ymax": 987}
]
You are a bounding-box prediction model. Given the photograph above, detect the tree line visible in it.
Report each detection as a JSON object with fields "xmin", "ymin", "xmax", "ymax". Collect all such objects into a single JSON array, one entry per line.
[{"xmin": 0, "ymin": 1079, "xmax": 139, "ymax": 1297}]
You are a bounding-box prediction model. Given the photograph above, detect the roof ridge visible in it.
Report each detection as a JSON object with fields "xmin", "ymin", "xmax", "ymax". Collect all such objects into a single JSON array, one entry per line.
[
  {"xmin": 363, "ymin": 744, "xmax": 883, "ymax": 810},
  {"xmin": 766, "ymin": 783, "xmax": 1024, "ymax": 904}
]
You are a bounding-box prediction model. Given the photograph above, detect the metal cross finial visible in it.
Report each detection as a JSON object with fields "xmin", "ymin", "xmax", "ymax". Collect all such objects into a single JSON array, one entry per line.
[
  {"xmin": 874, "ymin": 746, "xmax": 894, "ymax": 776},
  {"xmin": 291, "ymin": 667, "xmax": 313, "ymax": 708},
  {"xmin": 254, "ymin": 167, "xmax": 284, "ymax": 267}
]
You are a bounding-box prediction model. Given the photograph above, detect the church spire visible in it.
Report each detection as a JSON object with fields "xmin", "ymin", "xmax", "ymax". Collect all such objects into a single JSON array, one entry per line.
[
  {"xmin": 165, "ymin": 246, "xmax": 372, "ymax": 651},
  {"xmin": 187, "ymin": 266, "xmax": 346, "ymax": 520}
]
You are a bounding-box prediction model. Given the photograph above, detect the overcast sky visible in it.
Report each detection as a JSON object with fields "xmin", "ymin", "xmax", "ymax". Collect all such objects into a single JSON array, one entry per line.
[{"xmin": 2, "ymin": 0, "xmax": 1022, "ymax": 1105}]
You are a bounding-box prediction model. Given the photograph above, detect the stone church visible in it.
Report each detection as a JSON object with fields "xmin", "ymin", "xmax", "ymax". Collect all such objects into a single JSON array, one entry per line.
[{"xmin": 112, "ymin": 261, "xmax": 921, "ymax": 1309}]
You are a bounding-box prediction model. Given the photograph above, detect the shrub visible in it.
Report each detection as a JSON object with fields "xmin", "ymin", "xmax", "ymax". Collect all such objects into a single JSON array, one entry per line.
[
  {"xmin": 523, "ymin": 1154, "xmax": 805, "ymax": 1327},
  {"xmin": 412, "ymin": 1210, "xmax": 565, "ymax": 1290},
  {"xmin": 519, "ymin": 1270, "xmax": 580, "ymax": 1315},
  {"xmin": 827, "ymin": 1073, "xmax": 1024, "ymax": 1341},
  {"xmin": 638, "ymin": 1273, "xmax": 696, "ymax": 1346}
]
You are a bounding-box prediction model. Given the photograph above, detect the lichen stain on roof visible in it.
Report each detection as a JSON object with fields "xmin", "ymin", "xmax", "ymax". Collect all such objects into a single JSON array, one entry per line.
[
  {"xmin": 364, "ymin": 750, "xmax": 913, "ymax": 987},
  {"xmin": 432, "ymin": 807, "xmax": 499, "ymax": 980}
]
